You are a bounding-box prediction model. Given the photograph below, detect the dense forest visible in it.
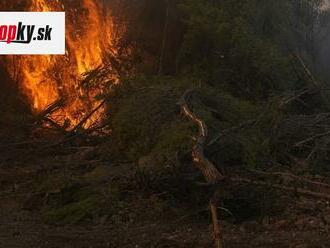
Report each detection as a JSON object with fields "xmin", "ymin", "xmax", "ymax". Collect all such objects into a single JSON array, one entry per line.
[{"xmin": 2, "ymin": 0, "xmax": 330, "ymax": 247}]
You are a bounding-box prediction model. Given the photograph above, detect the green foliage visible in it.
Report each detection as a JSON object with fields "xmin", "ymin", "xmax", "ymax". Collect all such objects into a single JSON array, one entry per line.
[
  {"xmin": 46, "ymin": 195, "xmax": 103, "ymax": 224},
  {"xmin": 102, "ymin": 76, "xmax": 194, "ymax": 161},
  {"xmin": 44, "ymin": 182, "xmax": 129, "ymax": 224},
  {"xmin": 188, "ymin": 87, "xmax": 271, "ymax": 167},
  {"xmin": 153, "ymin": 120, "xmax": 193, "ymax": 157},
  {"xmin": 101, "ymin": 0, "xmax": 326, "ymax": 170},
  {"xmin": 178, "ymin": 0, "xmax": 302, "ymax": 99}
]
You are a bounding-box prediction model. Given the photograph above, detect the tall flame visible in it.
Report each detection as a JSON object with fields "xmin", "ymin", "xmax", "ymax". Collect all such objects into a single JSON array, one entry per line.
[{"xmin": 6, "ymin": 0, "xmax": 118, "ymax": 129}]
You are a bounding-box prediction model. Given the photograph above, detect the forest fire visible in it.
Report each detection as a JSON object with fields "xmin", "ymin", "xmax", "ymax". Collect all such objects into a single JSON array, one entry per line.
[
  {"xmin": 5, "ymin": 0, "xmax": 119, "ymax": 129},
  {"xmin": 3, "ymin": 1, "xmax": 330, "ymax": 248}
]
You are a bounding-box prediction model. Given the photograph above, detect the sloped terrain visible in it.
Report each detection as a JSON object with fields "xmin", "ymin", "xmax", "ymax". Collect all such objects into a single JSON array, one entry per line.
[
  {"xmin": 1, "ymin": 143, "xmax": 330, "ymax": 248},
  {"xmin": 1, "ymin": 79, "xmax": 330, "ymax": 247}
]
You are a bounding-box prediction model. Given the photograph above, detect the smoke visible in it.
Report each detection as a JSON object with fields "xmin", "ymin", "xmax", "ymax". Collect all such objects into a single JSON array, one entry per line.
[
  {"xmin": 316, "ymin": 1, "xmax": 330, "ymax": 82},
  {"xmin": 320, "ymin": 0, "xmax": 330, "ymax": 11}
]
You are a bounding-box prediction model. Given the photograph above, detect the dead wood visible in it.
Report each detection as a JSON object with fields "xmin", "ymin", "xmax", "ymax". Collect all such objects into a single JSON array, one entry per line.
[
  {"xmin": 30, "ymin": 98, "xmax": 69, "ymax": 134},
  {"xmin": 179, "ymin": 90, "xmax": 224, "ymax": 183},
  {"xmin": 208, "ymin": 119, "xmax": 256, "ymax": 147},
  {"xmin": 294, "ymin": 130, "xmax": 330, "ymax": 147},
  {"xmin": 230, "ymin": 177, "xmax": 330, "ymax": 200},
  {"xmin": 41, "ymin": 117, "xmax": 68, "ymax": 134},
  {"xmin": 295, "ymin": 54, "xmax": 320, "ymax": 88},
  {"xmin": 179, "ymin": 89, "xmax": 224, "ymax": 248},
  {"xmin": 36, "ymin": 98, "xmax": 65, "ymax": 120},
  {"xmin": 210, "ymin": 196, "xmax": 224, "ymax": 248},
  {"xmin": 71, "ymin": 100, "xmax": 106, "ymax": 133},
  {"xmin": 280, "ymin": 88, "xmax": 314, "ymax": 108},
  {"xmin": 248, "ymin": 169, "xmax": 330, "ymax": 189}
]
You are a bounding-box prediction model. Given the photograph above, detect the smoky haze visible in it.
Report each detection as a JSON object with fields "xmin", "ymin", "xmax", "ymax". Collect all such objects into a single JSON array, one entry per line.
[
  {"xmin": 321, "ymin": 0, "xmax": 330, "ymax": 11},
  {"xmin": 316, "ymin": 3, "xmax": 330, "ymax": 81}
]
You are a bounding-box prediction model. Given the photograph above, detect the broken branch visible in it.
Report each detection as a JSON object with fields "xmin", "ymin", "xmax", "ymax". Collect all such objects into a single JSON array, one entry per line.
[{"xmin": 179, "ymin": 89, "xmax": 224, "ymax": 248}]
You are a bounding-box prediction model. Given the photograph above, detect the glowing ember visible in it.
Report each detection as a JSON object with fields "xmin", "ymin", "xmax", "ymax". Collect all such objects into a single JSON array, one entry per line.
[{"xmin": 6, "ymin": 0, "xmax": 118, "ymax": 129}]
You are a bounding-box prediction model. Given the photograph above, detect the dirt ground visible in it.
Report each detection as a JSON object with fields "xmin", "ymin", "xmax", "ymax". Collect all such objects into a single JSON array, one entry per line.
[{"xmin": 1, "ymin": 141, "xmax": 330, "ymax": 248}]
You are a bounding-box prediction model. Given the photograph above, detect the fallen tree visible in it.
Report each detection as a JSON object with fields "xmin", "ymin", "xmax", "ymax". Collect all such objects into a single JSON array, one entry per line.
[{"xmin": 179, "ymin": 88, "xmax": 330, "ymax": 248}]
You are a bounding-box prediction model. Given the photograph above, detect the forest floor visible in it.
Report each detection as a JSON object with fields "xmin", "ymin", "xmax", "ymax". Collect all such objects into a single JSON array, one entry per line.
[{"xmin": 1, "ymin": 135, "xmax": 330, "ymax": 248}]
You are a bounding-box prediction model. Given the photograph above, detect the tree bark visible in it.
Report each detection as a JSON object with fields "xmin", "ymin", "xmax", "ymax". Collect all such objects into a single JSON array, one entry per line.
[{"xmin": 179, "ymin": 89, "xmax": 224, "ymax": 247}]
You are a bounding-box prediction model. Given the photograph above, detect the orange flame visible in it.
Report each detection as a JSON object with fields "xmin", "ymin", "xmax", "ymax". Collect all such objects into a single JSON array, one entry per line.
[{"xmin": 7, "ymin": 0, "xmax": 118, "ymax": 129}]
